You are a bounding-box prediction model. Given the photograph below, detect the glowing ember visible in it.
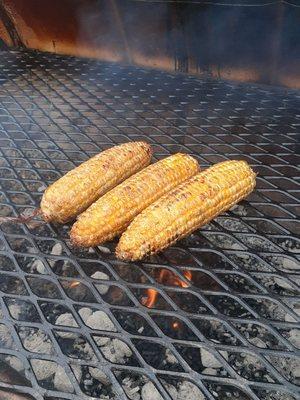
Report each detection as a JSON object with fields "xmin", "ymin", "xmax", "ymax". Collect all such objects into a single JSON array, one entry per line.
[
  {"xmin": 172, "ymin": 321, "xmax": 180, "ymax": 329},
  {"xmin": 69, "ymin": 281, "xmax": 80, "ymax": 288},
  {"xmin": 143, "ymin": 269, "xmax": 192, "ymax": 308}
]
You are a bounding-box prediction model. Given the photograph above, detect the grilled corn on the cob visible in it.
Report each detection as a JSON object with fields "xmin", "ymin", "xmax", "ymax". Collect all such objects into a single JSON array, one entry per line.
[
  {"xmin": 116, "ymin": 160, "xmax": 256, "ymax": 261},
  {"xmin": 71, "ymin": 153, "xmax": 199, "ymax": 247},
  {"xmin": 41, "ymin": 141, "xmax": 152, "ymax": 223}
]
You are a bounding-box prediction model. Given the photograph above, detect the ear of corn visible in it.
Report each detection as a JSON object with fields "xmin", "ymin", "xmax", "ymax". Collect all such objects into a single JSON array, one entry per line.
[
  {"xmin": 70, "ymin": 153, "xmax": 199, "ymax": 247},
  {"xmin": 41, "ymin": 142, "xmax": 152, "ymax": 223},
  {"xmin": 116, "ymin": 160, "xmax": 256, "ymax": 261}
]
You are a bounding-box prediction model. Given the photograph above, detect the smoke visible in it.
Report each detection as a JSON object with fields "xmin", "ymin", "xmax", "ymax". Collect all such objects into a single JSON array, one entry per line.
[
  {"xmin": 76, "ymin": 0, "xmax": 171, "ymax": 68},
  {"xmin": 0, "ymin": 0, "xmax": 299, "ymax": 87},
  {"xmin": 74, "ymin": 0, "xmax": 300, "ymax": 86}
]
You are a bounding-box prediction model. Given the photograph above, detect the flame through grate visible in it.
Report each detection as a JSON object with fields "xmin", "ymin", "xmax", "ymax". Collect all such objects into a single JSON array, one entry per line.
[{"xmin": 0, "ymin": 49, "xmax": 299, "ymax": 400}]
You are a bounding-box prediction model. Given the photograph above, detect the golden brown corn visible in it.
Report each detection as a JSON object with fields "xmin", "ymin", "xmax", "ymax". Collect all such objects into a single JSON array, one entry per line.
[
  {"xmin": 41, "ymin": 142, "xmax": 152, "ymax": 223},
  {"xmin": 116, "ymin": 160, "xmax": 256, "ymax": 261},
  {"xmin": 70, "ymin": 153, "xmax": 199, "ymax": 247}
]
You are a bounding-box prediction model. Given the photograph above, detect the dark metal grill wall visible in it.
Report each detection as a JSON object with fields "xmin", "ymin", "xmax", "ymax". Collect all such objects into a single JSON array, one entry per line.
[
  {"xmin": 0, "ymin": 49, "xmax": 299, "ymax": 400},
  {"xmin": 0, "ymin": 0, "xmax": 300, "ymax": 88}
]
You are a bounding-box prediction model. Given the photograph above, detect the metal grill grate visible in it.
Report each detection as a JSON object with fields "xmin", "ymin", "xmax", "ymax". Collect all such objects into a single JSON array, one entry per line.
[{"xmin": 0, "ymin": 49, "xmax": 299, "ymax": 400}]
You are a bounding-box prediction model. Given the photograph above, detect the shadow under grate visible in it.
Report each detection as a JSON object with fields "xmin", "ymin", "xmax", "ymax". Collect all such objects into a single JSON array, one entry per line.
[{"xmin": 0, "ymin": 49, "xmax": 299, "ymax": 400}]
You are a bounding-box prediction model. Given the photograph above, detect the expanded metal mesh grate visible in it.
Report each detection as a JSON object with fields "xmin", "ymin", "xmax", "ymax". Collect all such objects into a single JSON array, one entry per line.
[{"xmin": 0, "ymin": 49, "xmax": 299, "ymax": 400}]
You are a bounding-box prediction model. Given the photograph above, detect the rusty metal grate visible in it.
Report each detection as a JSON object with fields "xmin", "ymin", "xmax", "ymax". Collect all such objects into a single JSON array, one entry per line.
[{"xmin": 0, "ymin": 49, "xmax": 299, "ymax": 400}]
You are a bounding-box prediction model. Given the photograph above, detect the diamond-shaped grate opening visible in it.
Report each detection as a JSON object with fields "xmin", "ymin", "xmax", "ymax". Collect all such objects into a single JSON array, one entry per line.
[{"xmin": 0, "ymin": 49, "xmax": 299, "ymax": 399}]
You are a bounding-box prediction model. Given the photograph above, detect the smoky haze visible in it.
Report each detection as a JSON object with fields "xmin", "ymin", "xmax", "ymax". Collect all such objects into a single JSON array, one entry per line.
[{"xmin": 0, "ymin": 0, "xmax": 299, "ymax": 88}]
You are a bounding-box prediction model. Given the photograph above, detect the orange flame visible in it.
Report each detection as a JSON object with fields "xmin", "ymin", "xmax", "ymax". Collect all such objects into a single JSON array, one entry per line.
[
  {"xmin": 182, "ymin": 270, "xmax": 192, "ymax": 286},
  {"xmin": 142, "ymin": 288, "xmax": 157, "ymax": 308},
  {"xmin": 143, "ymin": 269, "xmax": 192, "ymax": 309},
  {"xmin": 69, "ymin": 281, "xmax": 80, "ymax": 288}
]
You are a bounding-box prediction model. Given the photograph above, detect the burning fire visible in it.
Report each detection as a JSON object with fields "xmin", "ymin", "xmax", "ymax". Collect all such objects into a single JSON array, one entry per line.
[
  {"xmin": 143, "ymin": 288, "xmax": 157, "ymax": 308},
  {"xmin": 142, "ymin": 269, "xmax": 192, "ymax": 308},
  {"xmin": 69, "ymin": 281, "xmax": 80, "ymax": 288}
]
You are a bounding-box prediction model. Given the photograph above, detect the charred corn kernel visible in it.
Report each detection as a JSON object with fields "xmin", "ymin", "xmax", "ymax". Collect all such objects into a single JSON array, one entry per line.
[
  {"xmin": 41, "ymin": 142, "xmax": 152, "ymax": 223},
  {"xmin": 71, "ymin": 153, "xmax": 199, "ymax": 247},
  {"xmin": 116, "ymin": 160, "xmax": 256, "ymax": 261}
]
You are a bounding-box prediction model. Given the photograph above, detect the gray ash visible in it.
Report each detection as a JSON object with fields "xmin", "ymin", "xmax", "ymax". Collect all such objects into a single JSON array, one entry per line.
[
  {"xmin": 132, "ymin": 339, "xmax": 183, "ymax": 372},
  {"xmin": 115, "ymin": 371, "xmax": 165, "ymax": 400},
  {"xmin": 72, "ymin": 364, "xmax": 115, "ymax": 399},
  {"xmin": 111, "ymin": 309, "xmax": 157, "ymax": 337},
  {"xmin": 205, "ymin": 382, "xmax": 253, "ymax": 400},
  {"xmin": 228, "ymin": 351, "xmax": 277, "ymax": 383},
  {"xmin": 175, "ymin": 344, "xmax": 229, "ymax": 377},
  {"xmin": 5, "ymin": 298, "xmax": 41, "ymax": 322},
  {"xmin": 159, "ymin": 376, "xmax": 205, "ymax": 400},
  {"xmin": 252, "ymin": 388, "xmax": 298, "ymax": 400},
  {"xmin": 39, "ymin": 301, "xmax": 75, "ymax": 325},
  {"xmin": 94, "ymin": 335, "xmax": 138, "ymax": 366},
  {"xmin": 54, "ymin": 331, "xmax": 96, "ymax": 361}
]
